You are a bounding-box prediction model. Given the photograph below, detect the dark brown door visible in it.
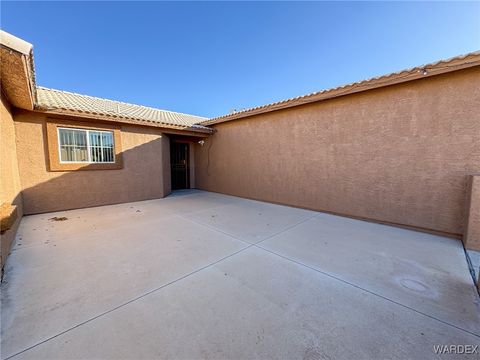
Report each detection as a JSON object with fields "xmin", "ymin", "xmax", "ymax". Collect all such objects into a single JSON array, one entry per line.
[{"xmin": 170, "ymin": 142, "xmax": 189, "ymax": 190}]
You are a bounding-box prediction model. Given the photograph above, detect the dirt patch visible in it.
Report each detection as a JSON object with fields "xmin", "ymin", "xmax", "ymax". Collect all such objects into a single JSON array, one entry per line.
[{"xmin": 49, "ymin": 217, "xmax": 68, "ymax": 222}]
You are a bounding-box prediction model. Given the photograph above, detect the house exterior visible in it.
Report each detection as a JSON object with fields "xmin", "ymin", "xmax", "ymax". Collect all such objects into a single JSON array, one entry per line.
[
  {"xmin": 0, "ymin": 31, "xmax": 212, "ymax": 269},
  {"xmin": 1, "ymin": 30, "xmax": 479, "ymax": 274}
]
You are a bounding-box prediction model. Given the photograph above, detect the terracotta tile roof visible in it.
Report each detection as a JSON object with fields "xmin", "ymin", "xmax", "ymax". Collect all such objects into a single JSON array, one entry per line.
[
  {"xmin": 35, "ymin": 87, "xmax": 212, "ymax": 132},
  {"xmin": 202, "ymin": 51, "xmax": 480, "ymax": 125}
]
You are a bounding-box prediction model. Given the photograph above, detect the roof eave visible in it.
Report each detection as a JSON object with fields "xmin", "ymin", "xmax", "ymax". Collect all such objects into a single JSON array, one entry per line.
[
  {"xmin": 32, "ymin": 107, "xmax": 215, "ymax": 135},
  {"xmin": 203, "ymin": 51, "xmax": 480, "ymax": 126},
  {"xmin": 0, "ymin": 31, "xmax": 37, "ymax": 110}
]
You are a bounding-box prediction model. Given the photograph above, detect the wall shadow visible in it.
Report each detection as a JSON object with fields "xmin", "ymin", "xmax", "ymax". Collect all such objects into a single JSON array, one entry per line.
[{"xmin": 22, "ymin": 136, "xmax": 169, "ymax": 215}]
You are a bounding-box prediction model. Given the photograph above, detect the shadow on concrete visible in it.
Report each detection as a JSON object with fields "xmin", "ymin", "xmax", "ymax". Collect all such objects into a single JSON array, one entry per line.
[{"xmin": 1, "ymin": 121, "xmax": 206, "ymax": 271}]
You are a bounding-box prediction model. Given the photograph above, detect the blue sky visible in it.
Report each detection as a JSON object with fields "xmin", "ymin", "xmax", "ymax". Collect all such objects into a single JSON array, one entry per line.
[{"xmin": 2, "ymin": 2, "xmax": 479, "ymax": 118}]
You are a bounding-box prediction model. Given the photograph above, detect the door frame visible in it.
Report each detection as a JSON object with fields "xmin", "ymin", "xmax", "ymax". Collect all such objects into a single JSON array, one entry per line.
[{"xmin": 170, "ymin": 140, "xmax": 191, "ymax": 190}]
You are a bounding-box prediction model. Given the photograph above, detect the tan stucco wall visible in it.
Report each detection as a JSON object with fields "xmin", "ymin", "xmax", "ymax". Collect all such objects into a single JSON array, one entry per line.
[
  {"xmin": 195, "ymin": 67, "xmax": 480, "ymax": 237},
  {"xmin": 0, "ymin": 92, "xmax": 23, "ymax": 269},
  {"xmin": 464, "ymin": 175, "xmax": 480, "ymax": 250},
  {"xmin": 14, "ymin": 110, "xmax": 170, "ymax": 214}
]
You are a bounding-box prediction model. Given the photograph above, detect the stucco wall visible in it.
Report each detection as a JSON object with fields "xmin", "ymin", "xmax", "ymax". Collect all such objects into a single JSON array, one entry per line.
[
  {"xmin": 14, "ymin": 110, "xmax": 170, "ymax": 214},
  {"xmin": 195, "ymin": 67, "xmax": 480, "ymax": 237},
  {"xmin": 0, "ymin": 92, "xmax": 23, "ymax": 269}
]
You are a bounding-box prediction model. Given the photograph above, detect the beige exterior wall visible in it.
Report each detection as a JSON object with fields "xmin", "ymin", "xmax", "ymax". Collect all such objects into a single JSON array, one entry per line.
[
  {"xmin": 0, "ymin": 92, "xmax": 23, "ymax": 269},
  {"xmin": 195, "ymin": 67, "xmax": 480, "ymax": 238},
  {"xmin": 464, "ymin": 175, "xmax": 480, "ymax": 251},
  {"xmin": 14, "ymin": 110, "xmax": 171, "ymax": 214}
]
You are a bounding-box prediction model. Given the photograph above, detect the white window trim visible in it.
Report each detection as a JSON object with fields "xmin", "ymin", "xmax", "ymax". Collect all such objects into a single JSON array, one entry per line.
[{"xmin": 57, "ymin": 127, "xmax": 115, "ymax": 164}]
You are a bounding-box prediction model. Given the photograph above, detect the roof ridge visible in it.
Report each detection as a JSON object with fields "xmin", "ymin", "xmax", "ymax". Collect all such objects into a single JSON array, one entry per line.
[
  {"xmin": 36, "ymin": 86, "xmax": 208, "ymax": 120},
  {"xmin": 204, "ymin": 50, "xmax": 480, "ymax": 124}
]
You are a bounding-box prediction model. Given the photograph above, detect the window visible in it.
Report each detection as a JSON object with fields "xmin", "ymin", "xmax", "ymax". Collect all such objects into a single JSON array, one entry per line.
[
  {"xmin": 58, "ymin": 128, "xmax": 115, "ymax": 163},
  {"xmin": 47, "ymin": 120, "xmax": 122, "ymax": 171}
]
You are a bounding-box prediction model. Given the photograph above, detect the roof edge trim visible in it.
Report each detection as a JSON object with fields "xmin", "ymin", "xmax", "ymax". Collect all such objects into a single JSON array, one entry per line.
[
  {"xmin": 0, "ymin": 30, "xmax": 37, "ymax": 110},
  {"xmin": 0, "ymin": 30, "xmax": 33, "ymax": 55},
  {"xmin": 30, "ymin": 108, "xmax": 215, "ymax": 134},
  {"xmin": 203, "ymin": 51, "xmax": 480, "ymax": 126}
]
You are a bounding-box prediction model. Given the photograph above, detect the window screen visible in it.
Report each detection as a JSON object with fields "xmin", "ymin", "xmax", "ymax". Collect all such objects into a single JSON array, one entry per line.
[{"xmin": 58, "ymin": 128, "xmax": 115, "ymax": 163}]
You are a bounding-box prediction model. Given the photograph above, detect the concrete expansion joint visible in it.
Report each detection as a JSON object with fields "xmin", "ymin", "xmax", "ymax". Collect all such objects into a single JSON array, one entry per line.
[
  {"xmin": 179, "ymin": 211, "xmax": 318, "ymax": 247},
  {"xmin": 2, "ymin": 244, "xmax": 255, "ymax": 360},
  {"xmin": 253, "ymin": 214, "xmax": 320, "ymax": 245},
  {"xmin": 175, "ymin": 200, "xmax": 238, "ymax": 218},
  {"xmin": 4, "ymin": 209, "xmax": 478, "ymax": 359},
  {"xmin": 176, "ymin": 213, "xmax": 249, "ymax": 244},
  {"xmin": 1, "ymin": 214, "xmax": 317, "ymax": 360},
  {"xmin": 253, "ymin": 244, "xmax": 480, "ymax": 340}
]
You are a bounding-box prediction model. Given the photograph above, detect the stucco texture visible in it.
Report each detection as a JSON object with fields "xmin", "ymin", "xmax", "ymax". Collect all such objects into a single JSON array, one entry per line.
[
  {"xmin": 0, "ymin": 92, "xmax": 23, "ymax": 268},
  {"xmin": 195, "ymin": 67, "xmax": 480, "ymax": 238},
  {"xmin": 14, "ymin": 111, "xmax": 170, "ymax": 214}
]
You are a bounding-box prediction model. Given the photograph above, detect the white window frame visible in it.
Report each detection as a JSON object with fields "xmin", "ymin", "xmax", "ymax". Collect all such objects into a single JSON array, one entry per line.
[{"xmin": 57, "ymin": 127, "xmax": 115, "ymax": 164}]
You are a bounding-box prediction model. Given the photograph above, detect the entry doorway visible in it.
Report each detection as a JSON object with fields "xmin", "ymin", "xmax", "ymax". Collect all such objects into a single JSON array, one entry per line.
[{"xmin": 170, "ymin": 141, "xmax": 190, "ymax": 190}]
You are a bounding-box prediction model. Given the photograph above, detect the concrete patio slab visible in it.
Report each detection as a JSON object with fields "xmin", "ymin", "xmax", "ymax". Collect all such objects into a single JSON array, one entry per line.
[
  {"xmin": 1, "ymin": 201, "xmax": 246, "ymax": 358},
  {"xmin": 11, "ymin": 199, "xmax": 175, "ymax": 249},
  {"xmin": 157, "ymin": 190, "xmax": 239, "ymax": 215},
  {"xmin": 1, "ymin": 190, "xmax": 479, "ymax": 359},
  {"xmin": 260, "ymin": 213, "xmax": 480, "ymax": 334},
  {"xmin": 188, "ymin": 197, "xmax": 315, "ymax": 243},
  {"xmin": 9, "ymin": 248, "xmax": 480, "ymax": 360}
]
